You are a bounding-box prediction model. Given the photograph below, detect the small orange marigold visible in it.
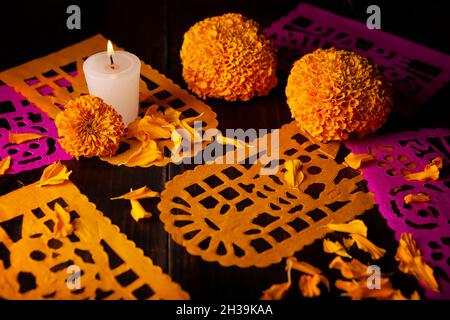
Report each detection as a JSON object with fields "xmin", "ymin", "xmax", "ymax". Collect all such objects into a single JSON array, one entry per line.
[
  {"xmin": 55, "ymin": 95, "xmax": 125, "ymax": 158},
  {"xmin": 286, "ymin": 48, "xmax": 392, "ymax": 142},
  {"xmin": 180, "ymin": 13, "xmax": 278, "ymax": 101}
]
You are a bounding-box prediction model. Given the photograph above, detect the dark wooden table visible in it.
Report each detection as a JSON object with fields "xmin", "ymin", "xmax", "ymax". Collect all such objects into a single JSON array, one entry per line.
[{"xmin": 1, "ymin": 0, "xmax": 449, "ymax": 299}]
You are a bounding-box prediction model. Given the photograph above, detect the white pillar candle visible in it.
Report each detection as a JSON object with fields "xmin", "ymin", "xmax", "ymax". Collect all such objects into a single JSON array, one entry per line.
[{"xmin": 83, "ymin": 41, "xmax": 141, "ymax": 125}]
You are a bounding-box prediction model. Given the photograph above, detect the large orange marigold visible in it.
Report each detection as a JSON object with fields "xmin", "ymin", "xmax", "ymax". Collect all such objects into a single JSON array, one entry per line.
[
  {"xmin": 180, "ymin": 13, "xmax": 277, "ymax": 101},
  {"xmin": 55, "ymin": 95, "xmax": 125, "ymax": 158},
  {"xmin": 286, "ymin": 48, "xmax": 392, "ymax": 142}
]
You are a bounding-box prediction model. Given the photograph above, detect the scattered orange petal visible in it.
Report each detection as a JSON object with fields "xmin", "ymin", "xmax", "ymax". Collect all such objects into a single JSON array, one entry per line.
[
  {"xmin": 326, "ymin": 219, "xmax": 367, "ymax": 237},
  {"xmin": 260, "ymin": 281, "xmax": 291, "ymax": 300},
  {"xmin": 261, "ymin": 258, "xmax": 293, "ymax": 300},
  {"xmin": 335, "ymin": 277, "xmax": 395, "ymax": 300},
  {"xmin": 0, "ymin": 156, "xmax": 11, "ymax": 176},
  {"xmin": 329, "ymin": 256, "xmax": 368, "ymax": 280},
  {"xmin": 323, "ymin": 239, "xmax": 352, "ymax": 258},
  {"xmin": 111, "ymin": 186, "xmax": 159, "ymax": 200},
  {"xmin": 287, "ymin": 256, "xmax": 320, "ymax": 275},
  {"xmin": 427, "ymin": 157, "xmax": 443, "ymax": 170},
  {"xmin": 283, "ymin": 159, "xmax": 304, "ymax": 188},
  {"xmin": 395, "ymin": 233, "xmax": 439, "ymax": 292},
  {"xmin": 404, "ymin": 157, "xmax": 443, "ymax": 181},
  {"xmin": 9, "ymin": 132, "xmax": 45, "ymax": 144},
  {"xmin": 288, "ymin": 256, "xmax": 329, "ymax": 294},
  {"xmin": 130, "ymin": 200, "xmax": 152, "ymax": 222},
  {"xmin": 164, "ymin": 107, "xmax": 202, "ymax": 141},
  {"xmin": 37, "ymin": 162, "xmax": 72, "ymax": 187},
  {"xmin": 343, "ymin": 237, "xmax": 356, "ymax": 249},
  {"xmin": 404, "ymin": 192, "xmax": 431, "ymax": 204},
  {"xmin": 350, "ymin": 233, "xmax": 386, "ymax": 260},
  {"xmin": 299, "ymin": 274, "xmax": 321, "ymax": 298},
  {"xmin": 53, "ymin": 203, "xmax": 74, "ymax": 238},
  {"xmin": 345, "ymin": 152, "xmax": 375, "ymax": 169}
]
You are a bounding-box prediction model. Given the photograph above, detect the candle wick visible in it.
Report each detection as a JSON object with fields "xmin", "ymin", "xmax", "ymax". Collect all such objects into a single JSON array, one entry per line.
[{"xmin": 110, "ymin": 55, "xmax": 114, "ymax": 65}]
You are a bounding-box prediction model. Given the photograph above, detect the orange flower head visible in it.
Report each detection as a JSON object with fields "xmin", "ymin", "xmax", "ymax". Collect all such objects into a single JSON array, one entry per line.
[
  {"xmin": 55, "ymin": 95, "xmax": 125, "ymax": 158},
  {"xmin": 180, "ymin": 13, "xmax": 278, "ymax": 101},
  {"xmin": 286, "ymin": 48, "xmax": 393, "ymax": 142}
]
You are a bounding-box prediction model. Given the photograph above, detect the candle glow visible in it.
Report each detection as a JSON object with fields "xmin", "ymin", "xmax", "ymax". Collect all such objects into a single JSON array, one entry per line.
[{"xmin": 107, "ymin": 40, "xmax": 115, "ymax": 66}]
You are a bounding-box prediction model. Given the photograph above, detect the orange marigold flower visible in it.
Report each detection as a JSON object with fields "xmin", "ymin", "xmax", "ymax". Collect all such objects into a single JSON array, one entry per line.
[
  {"xmin": 55, "ymin": 95, "xmax": 125, "ymax": 158},
  {"xmin": 180, "ymin": 13, "xmax": 277, "ymax": 101},
  {"xmin": 286, "ymin": 48, "xmax": 393, "ymax": 142}
]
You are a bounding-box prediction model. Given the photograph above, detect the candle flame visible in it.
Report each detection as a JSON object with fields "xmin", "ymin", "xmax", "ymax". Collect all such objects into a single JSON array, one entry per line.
[{"xmin": 107, "ymin": 40, "xmax": 115, "ymax": 57}]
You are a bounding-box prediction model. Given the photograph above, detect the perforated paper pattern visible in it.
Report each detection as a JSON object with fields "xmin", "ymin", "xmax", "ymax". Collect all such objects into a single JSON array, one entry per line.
[
  {"xmin": 346, "ymin": 128, "xmax": 450, "ymax": 299},
  {"xmin": 158, "ymin": 121, "xmax": 374, "ymax": 268},
  {"xmin": 264, "ymin": 3, "xmax": 450, "ymax": 115},
  {"xmin": 0, "ymin": 181, "xmax": 189, "ymax": 300},
  {"xmin": 0, "ymin": 85, "xmax": 71, "ymax": 174},
  {"xmin": 0, "ymin": 34, "xmax": 218, "ymax": 167}
]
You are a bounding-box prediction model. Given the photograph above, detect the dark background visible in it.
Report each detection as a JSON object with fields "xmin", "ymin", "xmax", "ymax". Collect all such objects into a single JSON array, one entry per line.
[{"xmin": 0, "ymin": 0, "xmax": 449, "ymax": 299}]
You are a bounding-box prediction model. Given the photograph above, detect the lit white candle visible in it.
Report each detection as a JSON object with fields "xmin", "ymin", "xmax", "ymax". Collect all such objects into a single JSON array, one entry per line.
[{"xmin": 83, "ymin": 41, "xmax": 141, "ymax": 125}]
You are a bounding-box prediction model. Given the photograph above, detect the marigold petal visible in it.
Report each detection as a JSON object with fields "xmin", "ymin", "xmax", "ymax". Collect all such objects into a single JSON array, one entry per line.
[
  {"xmin": 327, "ymin": 219, "xmax": 367, "ymax": 237},
  {"xmin": 329, "ymin": 256, "xmax": 368, "ymax": 280},
  {"xmin": 9, "ymin": 132, "xmax": 45, "ymax": 144},
  {"xmin": 260, "ymin": 281, "xmax": 291, "ymax": 300},
  {"xmin": 404, "ymin": 192, "xmax": 431, "ymax": 204},
  {"xmin": 53, "ymin": 203, "xmax": 74, "ymax": 238},
  {"xmin": 111, "ymin": 186, "xmax": 159, "ymax": 200},
  {"xmin": 323, "ymin": 239, "xmax": 352, "ymax": 258},
  {"xmin": 283, "ymin": 159, "xmax": 304, "ymax": 189},
  {"xmin": 350, "ymin": 233, "xmax": 386, "ymax": 260},
  {"xmin": 0, "ymin": 156, "xmax": 11, "ymax": 176},
  {"xmin": 395, "ymin": 233, "xmax": 439, "ymax": 292},
  {"xmin": 299, "ymin": 274, "xmax": 321, "ymax": 298},
  {"xmin": 37, "ymin": 162, "xmax": 72, "ymax": 187},
  {"xmin": 344, "ymin": 152, "xmax": 374, "ymax": 169},
  {"xmin": 335, "ymin": 277, "xmax": 395, "ymax": 300},
  {"xmin": 130, "ymin": 200, "xmax": 152, "ymax": 222}
]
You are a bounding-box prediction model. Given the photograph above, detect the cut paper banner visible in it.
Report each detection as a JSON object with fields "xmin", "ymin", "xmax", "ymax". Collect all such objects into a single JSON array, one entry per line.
[
  {"xmin": 0, "ymin": 180, "xmax": 189, "ymax": 299},
  {"xmin": 264, "ymin": 3, "xmax": 450, "ymax": 115},
  {"xmin": 0, "ymin": 84, "xmax": 71, "ymax": 174},
  {"xmin": 346, "ymin": 128, "xmax": 450, "ymax": 299},
  {"xmin": 0, "ymin": 34, "xmax": 218, "ymax": 167},
  {"xmin": 158, "ymin": 121, "xmax": 374, "ymax": 268}
]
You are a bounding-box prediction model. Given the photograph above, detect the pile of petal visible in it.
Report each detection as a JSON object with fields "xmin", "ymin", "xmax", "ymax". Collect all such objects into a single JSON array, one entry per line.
[
  {"xmin": 286, "ymin": 48, "xmax": 392, "ymax": 142},
  {"xmin": 180, "ymin": 13, "xmax": 277, "ymax": 101},
  {"xmin": 116, "ymin": 105, "xmax": 203, "ymax": 167}
]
